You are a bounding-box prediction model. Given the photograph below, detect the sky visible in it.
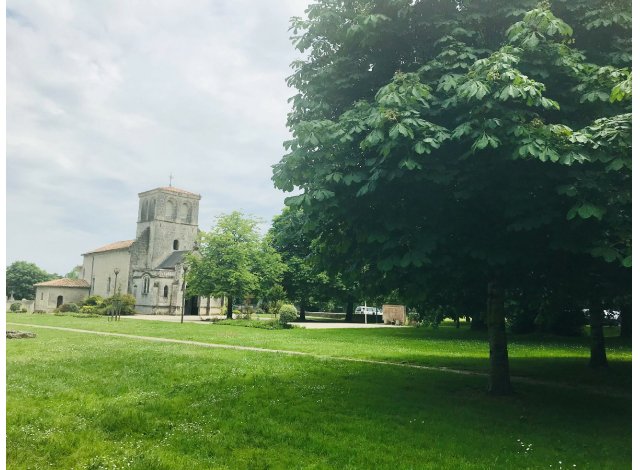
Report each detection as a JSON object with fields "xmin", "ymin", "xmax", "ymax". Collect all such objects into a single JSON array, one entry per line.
[{"xmin": 6, "ymin": 0, "xmax": 311, "ymax": 275}]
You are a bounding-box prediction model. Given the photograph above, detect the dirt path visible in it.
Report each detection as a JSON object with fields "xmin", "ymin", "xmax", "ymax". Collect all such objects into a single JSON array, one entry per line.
[{"xmin": 7, "ymin": 322, "xmax": 630, "ymax": 398}]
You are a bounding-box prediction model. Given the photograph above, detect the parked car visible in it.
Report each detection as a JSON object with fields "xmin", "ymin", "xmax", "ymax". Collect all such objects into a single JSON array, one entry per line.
[{"xmin": 355, "ymin": 306, "xmax": 381, "ymax": 316}]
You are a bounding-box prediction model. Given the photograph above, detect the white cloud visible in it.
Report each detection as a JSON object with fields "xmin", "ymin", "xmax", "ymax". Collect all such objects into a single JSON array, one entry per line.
[{"xmin": 7, "ymin": 0, "xmax": 310, "ymax": 274}]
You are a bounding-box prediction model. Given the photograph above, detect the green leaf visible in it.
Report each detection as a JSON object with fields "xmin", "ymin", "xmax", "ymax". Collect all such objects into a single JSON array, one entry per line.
[
  {"xmin": 577, "ymin": 203, "xmax": 605, "ymax": 220},
  {"xmin": 312, "ymin": 189, "xmax": 335, "ymax": 201}
]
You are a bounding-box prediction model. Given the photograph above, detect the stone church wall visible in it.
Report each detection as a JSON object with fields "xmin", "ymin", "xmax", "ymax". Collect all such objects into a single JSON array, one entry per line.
[{"xmin": 82, "ymin": 249, "xmax": 131, "ymax": 297}]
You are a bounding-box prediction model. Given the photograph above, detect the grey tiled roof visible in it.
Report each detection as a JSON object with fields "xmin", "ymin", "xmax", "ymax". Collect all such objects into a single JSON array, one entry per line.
[{"xmin": 156, "ymin": 250, "xmax": 189, "ymax": 269}]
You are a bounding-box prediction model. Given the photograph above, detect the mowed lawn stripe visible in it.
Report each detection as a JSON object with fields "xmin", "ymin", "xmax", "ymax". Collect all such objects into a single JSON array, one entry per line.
[{"xmin": 7, "ymin": 321, "xmax": 630, "ymax": 398}]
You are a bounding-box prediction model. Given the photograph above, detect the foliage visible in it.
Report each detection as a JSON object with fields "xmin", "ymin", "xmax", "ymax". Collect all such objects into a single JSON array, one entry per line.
[
  {"xmin": 57, "ymin": 303, "xmax": 80, "ymax": 313},
  {"xmin": 186, "ymin": 212, "xmax": 286, "ymax": 316},
  {"xmin": 6, "ymin": 261, "xmax": 57, "ymax": 300},
  {"xmin": 10, "ymin": 302, "xmax": 22, "ymax": 313},
  {"xmin": 212, "ymin": 318, "xmax": 284, "ymax": 330},
  {"xmin": 278, "ymin": 304, "xmax": 298, "ymax": 326},
  {"xmin": 81, "ymin": 295, "xmax": 105, "ymax": 307},
  {"xmin": 102, "ymin": 294, "xmax": 136, "ymax": 316},
  {"xmin": 259, "ymin": 284, "xmax": 286, "ymax": 316},
  {"xmin": 64, "ymin": 266, "xmax": 82, "ymax": 279},
  {"xmin": 268, "ymin": 208, "xmax": 332, "ymax": 316},
  {"xmin": 79, "ymin": 305, "xmax": 100, "ymax": 315},
  {"xmin": 273, "ymin": 0, "xmax": 631, "ymax": 377}
]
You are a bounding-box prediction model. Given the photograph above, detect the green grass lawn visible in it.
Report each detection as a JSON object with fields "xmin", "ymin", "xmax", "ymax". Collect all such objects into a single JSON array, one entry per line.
[
  {"xmin": 6, "ymin": 313, "xmax": 631, "ymax": 469},
  {"xmin": 8, "ymin": 313, "xmax": 631, "ymax": 391}
]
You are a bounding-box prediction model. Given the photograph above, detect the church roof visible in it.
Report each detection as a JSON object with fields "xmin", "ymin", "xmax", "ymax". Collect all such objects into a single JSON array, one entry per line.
[
  {"xmin": 158, "ymin": 186, "xmax": 199, "ymax": 196},
  {"xmin": 157, "ymin": 250, "xmax": 190, "ymax": 269},
  {"xmin": 83, "ymin": 240, "xmax": 134, "ymax": 255},
  {"xmin": 138, "ymin": 186, "xmax": 200, "ymax": 198},
  {"xmin": 34, "ymin": 278, "xmax": 90, "ymax": 288}
]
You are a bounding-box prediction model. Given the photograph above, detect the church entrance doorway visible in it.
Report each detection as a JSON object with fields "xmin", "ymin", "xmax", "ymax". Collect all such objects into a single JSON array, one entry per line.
[
  {"xmin": 56, "ymin": 296, "xmax": 63, "ymax": 308},
  {"xmin": 184, "ymin": 296, "xmax": 199, "ymax": 315}
]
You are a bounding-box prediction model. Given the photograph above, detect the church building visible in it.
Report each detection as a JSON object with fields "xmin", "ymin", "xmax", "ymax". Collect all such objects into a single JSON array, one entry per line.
[{"xmin": 34, "ymin": 186, "xmax": 221, "ymax": 315}]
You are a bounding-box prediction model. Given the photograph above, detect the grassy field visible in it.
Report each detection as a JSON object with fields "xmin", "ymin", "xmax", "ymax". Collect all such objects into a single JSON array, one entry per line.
[{"xmin": 6, "ymin": 313, "xmax": 631, "ymax": 469}]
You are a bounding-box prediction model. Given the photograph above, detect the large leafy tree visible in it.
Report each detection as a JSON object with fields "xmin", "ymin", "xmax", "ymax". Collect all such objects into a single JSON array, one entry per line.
[
  {"xmin": 186, "ymin": 212, "xmax": 286, "ymax": 319},
  {"xmin": 274, "ymin": 0, "xmax": 631, "ymax": 393},
  {"xmin": 269, "ymin": 207, "xmax": 330, "ymax": 320},
  {"xmin": 6, "ymin": 261, "xmax": 58, "ymax": 300}
]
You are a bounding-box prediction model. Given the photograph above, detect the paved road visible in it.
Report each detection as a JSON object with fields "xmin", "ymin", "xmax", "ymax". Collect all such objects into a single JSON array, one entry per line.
[
  {"xmin": 122, "ymin": 314, "xmax": 405, "ymax": 329},
  {"xmin": 121, "ymin": 314, "xmax": 221, "ymax": 323}
]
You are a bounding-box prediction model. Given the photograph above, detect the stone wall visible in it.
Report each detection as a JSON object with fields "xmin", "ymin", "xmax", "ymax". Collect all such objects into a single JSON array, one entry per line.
[
  {"xmin": 6, "ymin": 298, "xmax": 35, "ymax": 313},
  {"xmin": 82, "ymin": 249, "xmax": 131, "ymax": 297},
  {"xmin": 382, "ymin": 304, "xmax": 407, "ymax": 325},
  {"xmin": 34, "ymin": 286, "xmax": 90, "ymax": 312}
]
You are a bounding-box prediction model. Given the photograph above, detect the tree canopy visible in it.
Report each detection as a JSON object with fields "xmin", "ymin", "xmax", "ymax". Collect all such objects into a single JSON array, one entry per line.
[
  {"xmin": 186, "ymin": 212, "xmax": 286, "ymax": 318},
  {"xmin": 273, "ymin": 0, "xmax": 631, "ymax": 393},
  {"xmin": 6, "ymin": 261, "xmax": 58, "ymax": 300}
]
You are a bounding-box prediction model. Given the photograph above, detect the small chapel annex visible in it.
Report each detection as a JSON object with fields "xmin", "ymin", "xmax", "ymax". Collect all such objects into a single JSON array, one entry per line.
[{"xmin": 34, "ymin": 186, "xmax": 222, "ymax": 315}]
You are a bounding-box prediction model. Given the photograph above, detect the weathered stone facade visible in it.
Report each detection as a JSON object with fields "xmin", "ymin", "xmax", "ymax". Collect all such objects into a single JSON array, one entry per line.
[
  {"xmin": 33, "ymin": 279, "xmax": 91, "ymax": 312},
  {"xmin": 35, "ymin": 186, "xmax": 222, "ymax": 315}
]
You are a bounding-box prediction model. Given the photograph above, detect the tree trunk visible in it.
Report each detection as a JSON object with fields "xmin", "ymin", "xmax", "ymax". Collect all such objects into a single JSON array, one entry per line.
[
  {"xmin": 486, "ymin": 281, "xmax": 512, "ymax": 395},
  {"xmin": 299, "ymin": 302, "xmax": 306, "ymax": 321},
  {"xmin": 589, "ymin": 299, "xmax": 608, "ymax": 368},
  {"xmin": 345, "ymin": 299, "xmax": 354, "ymax": 322},
  {"xmin": 454, "ymin": 316, "xmax": 460, "ymax": 329},
  {"xmin": 619, "ymin": 303, "xmax": 631, "ymax": 339},
  {"xmin": 226, "ymin": 296, "xmax": 233, "ymax": 319}
]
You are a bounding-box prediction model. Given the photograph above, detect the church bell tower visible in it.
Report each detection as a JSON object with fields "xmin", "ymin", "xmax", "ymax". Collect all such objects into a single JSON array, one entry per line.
[{"xmin": 134, "ymin": 186, "xmax": 201, "ymax": 270}]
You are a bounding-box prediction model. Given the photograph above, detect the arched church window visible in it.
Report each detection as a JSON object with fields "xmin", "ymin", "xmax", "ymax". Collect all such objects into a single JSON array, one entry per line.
[
  {"xmin": 173, "ymin": 240, "xmax": 179, "ymax": 250},
  {"xmin": 165, "ymin": 199, "xmax": 177, "ymax": 221},
  {"xmin": 179, "ymin": 203, "xmax": 190, "ymax": 223},
  {"xmin": 142, "ymin": 275, "xmax": 150, "ymax": 295},
  {"xmin": 163, "ymin": 286, "xmax": 169, "ymax": 298},
  {"xmin": 148, "ymin": 199, "xmax": 156, "ymax": 220},
  {"xmin": 141, "ymin": 200, "xmax": 148, "ymax": 222}
]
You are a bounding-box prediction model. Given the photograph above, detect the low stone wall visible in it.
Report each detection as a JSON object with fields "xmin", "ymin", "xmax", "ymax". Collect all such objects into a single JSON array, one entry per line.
[{"xmin": 6, "ymin": 299, "xmax": 35, "ymax": 313}]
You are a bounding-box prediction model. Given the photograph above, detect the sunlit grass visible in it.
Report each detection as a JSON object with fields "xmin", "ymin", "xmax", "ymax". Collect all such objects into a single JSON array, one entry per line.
[
  {"xmin": 7, "ymin": 312, "xmax": 631, "ymax": 391},
  {"xmin": 6, "ymin": 323, "xmax": 631, "ymax": 469}
]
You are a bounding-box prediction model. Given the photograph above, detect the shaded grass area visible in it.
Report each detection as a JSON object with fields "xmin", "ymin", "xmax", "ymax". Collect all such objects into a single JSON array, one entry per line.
[
  {"xmin": 7, "ymin": 313, "xmax": 631, "ymax": 392},
  {"xmin": 7, "ymin": 327, "xmax": 631, "ymax": 469}
]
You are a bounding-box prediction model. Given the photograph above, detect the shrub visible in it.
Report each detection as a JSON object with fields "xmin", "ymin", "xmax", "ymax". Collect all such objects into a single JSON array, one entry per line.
[
  {"xmin": 58, "ymin": 303, "xmax": 80, "ymax": 313},
  {"xmin": 535, "ymin": 307, "xmax": 587, "ymax": 337},
  {"xmin": 10, "ymin": 302, "xmax": 22, "ymax": 312},
  {"xmin": 102, "ymin": 294, "xmax": 136, "ymax": 315},
  {"xmin": 81, "ymin": 295, "xmax": 105, "ymax": 307},
  {"xmin": 507, "ymin": 307, "xmax": 537, "ymax": 334},
  {"xmin": 407, "ymin": 310, "xmax": 420, "ymax": 325},
  {"xmin": 213, "ymin": 319, "xmax": 284, "ymax": 330},
  {"xmin": 278, "ymin": 304, "xmax": 298, "ymax": 326},
  {"xmin": 80, "ymin": 305, "xmax": 99, "ymax": 314}
]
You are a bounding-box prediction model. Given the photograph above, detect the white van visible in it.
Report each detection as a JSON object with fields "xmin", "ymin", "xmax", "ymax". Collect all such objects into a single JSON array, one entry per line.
[{"xmin": 355, "ymin": 306, "xmax": 381, "ymax": 316}]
